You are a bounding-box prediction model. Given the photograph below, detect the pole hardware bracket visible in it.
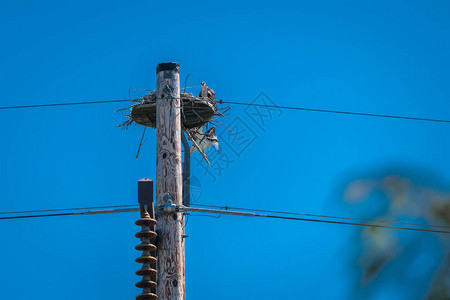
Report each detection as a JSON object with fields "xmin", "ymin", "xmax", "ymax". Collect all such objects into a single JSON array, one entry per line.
[
  {"xmin": 158, "ymin": 196, "xmax": 183, "ymax": 214},
  {"xmin": 162, "ymin": 201, "xmax": 178, "ymax": 214},
  {"xmin": 156, "ymin": 204, "xmax": 199, "ymax": 215},
  {"xmin": 158, "ymin": 205, "xmax": 258, "ymax": 218}
]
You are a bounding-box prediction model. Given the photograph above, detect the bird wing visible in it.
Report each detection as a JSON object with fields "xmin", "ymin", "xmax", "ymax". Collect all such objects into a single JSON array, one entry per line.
[{"xmin": 189, "ymin": 145, "xmax": 196, "ymax": 154}]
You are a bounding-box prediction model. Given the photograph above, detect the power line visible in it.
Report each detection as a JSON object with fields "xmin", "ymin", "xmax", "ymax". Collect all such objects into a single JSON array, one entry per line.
[
  {"xmin": 0, "ymin": 212, "xmax": 85, "ymax": 220},
  {"xmin": 3, "ymin": 203, "xmax": 449, "ymax": 234},
  {"xmin": 0, "ymin": 99, "xmax": 135, "ymax": 110},
  {"xmin": 182, "ymin": 205, "xmax": 450, "ymax": 234},
  {"xmin": 220, "ymin": 101, "xmax": 450, "ymax": 124},
  {"xmin": 3, "ymin": 203, "xmax": 447, "ymax": 229},
  {"xmin": 0, "ymin": 207, "xmax": 139, "ymax": 220},
  {"xmin": 0, "ymin": 204, "xmax": 138, "ymax": 215},
  {"xmin": 191, "ymin": 204, "xmax": 450, "ymax": 230},
  {"xmin": 1, "ymin": 98, "xmax": 449, "ymax": 124},
  {"xmin": 261, "ymin": 214, "xmax": 450, "ymax": 234}
]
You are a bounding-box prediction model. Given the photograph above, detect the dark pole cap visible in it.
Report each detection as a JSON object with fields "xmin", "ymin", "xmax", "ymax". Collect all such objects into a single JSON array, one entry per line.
[
  {"xmin": 138, "ymin": 178, "xmax": 153, "ymax": 206},
  {"xmin": 156, "ymin": 62, "xmax": 180, "ymax": 73}
]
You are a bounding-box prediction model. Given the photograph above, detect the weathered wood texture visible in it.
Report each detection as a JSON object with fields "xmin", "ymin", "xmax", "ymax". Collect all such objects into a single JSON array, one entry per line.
[{"xmin": 155, "ymin": 62, "xmax": 185, "ymax": 299}]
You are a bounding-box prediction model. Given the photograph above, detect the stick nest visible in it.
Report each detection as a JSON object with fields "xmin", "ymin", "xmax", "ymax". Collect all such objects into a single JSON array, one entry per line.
[{"xmin": 117, "ymin": 92, "xmax": 229, "ymax": 130}]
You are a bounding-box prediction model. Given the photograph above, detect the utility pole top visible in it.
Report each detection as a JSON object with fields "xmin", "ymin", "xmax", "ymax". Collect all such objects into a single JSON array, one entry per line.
[{"xmin": 156, "ymin": 62, "xmax": 180, "ymax": 73}]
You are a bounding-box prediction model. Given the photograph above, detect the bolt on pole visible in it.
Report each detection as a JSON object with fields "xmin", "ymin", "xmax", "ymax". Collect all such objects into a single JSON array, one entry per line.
[{"xmin": 155, "ymin": 62, "xmax": 185, "ymax": 299}]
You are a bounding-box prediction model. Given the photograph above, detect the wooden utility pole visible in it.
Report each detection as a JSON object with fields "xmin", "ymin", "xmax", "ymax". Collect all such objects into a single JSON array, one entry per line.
[{"xmin": 155, "ymin": 62, "xmax": 185, "ymax": 299}]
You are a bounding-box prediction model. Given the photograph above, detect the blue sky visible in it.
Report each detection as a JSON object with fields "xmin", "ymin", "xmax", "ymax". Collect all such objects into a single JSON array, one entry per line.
[{"xmin": 1, "ymin": 1, "xmax": 450, "ymax": 299}]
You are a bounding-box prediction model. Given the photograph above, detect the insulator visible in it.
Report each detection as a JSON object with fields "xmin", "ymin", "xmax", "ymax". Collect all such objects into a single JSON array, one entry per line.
[{"xmin": 135, "ymin": 208, "xmax": 157, "ymax": 300}]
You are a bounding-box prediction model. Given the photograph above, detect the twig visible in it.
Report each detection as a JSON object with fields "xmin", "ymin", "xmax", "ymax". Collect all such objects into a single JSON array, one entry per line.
[
  {"xmin": 210, "ymin": 120, "xmax": 240, "ymax": 142},
  {"xmin": 136, "ymin": 127, "xmax": 147, "ymax": 159},
  {"xmin": 182, "ymin": 73, "xmax": 190, "ymax": 92}
]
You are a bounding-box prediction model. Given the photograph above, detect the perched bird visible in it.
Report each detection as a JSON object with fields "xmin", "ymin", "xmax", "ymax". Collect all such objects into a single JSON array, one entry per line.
[
  {"xmin": 199, "ymin": 82, "xmax": 215, "ymax": 101},
  {"xmin": 188, "ymin": 126, "xmax": 219, "ymax": 155}
]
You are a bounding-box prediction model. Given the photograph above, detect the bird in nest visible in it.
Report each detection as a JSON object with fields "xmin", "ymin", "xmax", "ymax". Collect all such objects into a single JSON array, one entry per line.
[
  {"xmin": 188, "ymin": 126, "xmax": 220, "ymax": 155},
  {"xmin": 199, "ymin": 82, "xmax": 215, "ymax": 101}
]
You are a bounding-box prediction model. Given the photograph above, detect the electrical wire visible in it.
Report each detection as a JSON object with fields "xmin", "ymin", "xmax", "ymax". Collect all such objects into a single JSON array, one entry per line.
[
  {"xmin": 260, "ymin": 214, "xmax": 450, "ymax": 234},
  {"xmin": 220, "ymin": 101, "xmax": 450, "ymax": 124},
  {"xmin": 0, "ymin": 212, "xmax": 83, "ymax": 220},
  {"xmin": 1, "ymin": 97, "xmax": 449, "ymax": 124},
  {"xmin": 2, "ymin": 203, "xmax": 448, "ymax": 230},
  {"xmin": 0, "ymin": 204, "xmax": 138, "ymax": 215},
  {"xmin": 191, "ymin": 204, "xmax": 450, "ymax": 230},
  {"xmin": 2, "ymin": 203, "xmax": 450, "ymax": 234},
  {"xmin": 183, "ymin": 205, "xmax": 450, "ymax": 234},
  {"xmin": 0, "ymin": 99, "xmax": 136, "ymax": 110},
  {"xmin": 188, "ymin": 214, "xmax": 222, "ymax": 218},
  {"xmin": 0, "ymin": 207, "xmax": 139, "ymax": 220}
]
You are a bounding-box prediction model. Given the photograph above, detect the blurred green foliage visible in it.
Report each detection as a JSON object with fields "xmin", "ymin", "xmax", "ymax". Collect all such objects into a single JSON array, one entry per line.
[{"xmin": 344, "ymin": 171, "xmax": 450, "ymax": 299}]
